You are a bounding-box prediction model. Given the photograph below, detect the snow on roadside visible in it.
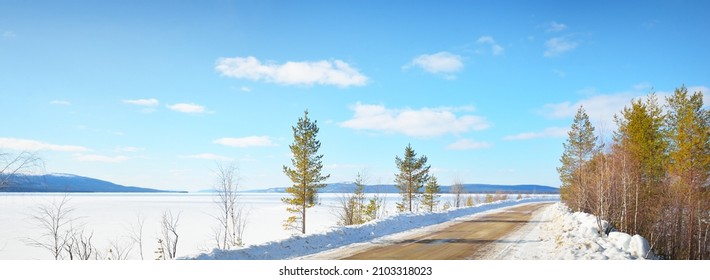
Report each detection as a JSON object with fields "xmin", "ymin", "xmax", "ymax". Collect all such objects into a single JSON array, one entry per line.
[
  {"xmin": 489, "ymin": 202, "xmax": 655, "ymax": 260},
  {"xmin": 184, "ymin": 196, "xmax": 559, "ymax": 260}
]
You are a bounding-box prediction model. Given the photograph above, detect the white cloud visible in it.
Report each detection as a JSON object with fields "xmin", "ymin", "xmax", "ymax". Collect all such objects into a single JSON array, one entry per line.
[
  {"xmin": 405, "ymin": 52, "xmax": 464, "ymax": 77},
  {"xmin": 214, "ymin": 136, "xmax": 275, "ymax": 148},
  {"xmin": 2, "ymin": 31, "xmax": 16, "ymax": 39},
  {"xmin": 447, "ymin": 139, "xmax": 492, "ymax": 150},
  {"xmin": 167, "ymin": 103, "xmax": 206, "ymax": 114},
  {"xmin": 544, "ymin": 37, "xmax": 578, "ymax": 57},
  {"xmin": 123, "ymin": 98, "xmax": 159, "ymax": 107},
  {"xmin": 50, "ymin": 100, "xmax": 71, "ymax": 105},
  {"xmin": 341, "ymin": 103, "xmax": 490, "ymax": 138},
  {"xmin": 546, "ymin": 22, "xmax": 568, "ymax": 33},
  {"xmin": 240, "ymin": 86, "xmax": 251, "ymax": 92},
  {"xmin": 542, "ymin": 92, "xmax": 636, "ymax": 127},
  {"xmin": 0, "ymin": 137, "xmax": 89, "ymax": 152},
  {"xmin": 504, "ymin": 127, "xmax": 569, "ymax": 141},
  {"xmin": 476, "ymin": 36, "xmax": 504, "ymax": 56},
  {"xmin": 541, "ymin": 84, "xmax": 709, "ymax": 129},
  {"xmin": 216, "ymin": 56, "xmax": 368, "ymax": 87},
  {"xmin": 182, "ymin": 153, "xmax": 232, "ymax": 161},
  {"xmin": 74, "ymin": 154, "xmax": 128, "ymax": 163}
]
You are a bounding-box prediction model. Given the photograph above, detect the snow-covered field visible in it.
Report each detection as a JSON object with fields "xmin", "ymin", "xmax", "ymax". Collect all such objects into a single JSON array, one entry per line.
[{"xmin": 0, "ymin": 192, "xmax": 535, "ymax": 260}]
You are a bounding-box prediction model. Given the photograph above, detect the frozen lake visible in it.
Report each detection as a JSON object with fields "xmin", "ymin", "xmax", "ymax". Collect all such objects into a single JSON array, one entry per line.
[{"xmin": 1, "ymin": 192, "xmax": 486, "ymax": 260}]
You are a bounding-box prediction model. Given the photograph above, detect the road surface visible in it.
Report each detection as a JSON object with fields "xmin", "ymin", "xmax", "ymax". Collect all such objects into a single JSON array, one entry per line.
[{"xmin": 342, "ymin": 202, "xmax": 553, "ymax": 260}]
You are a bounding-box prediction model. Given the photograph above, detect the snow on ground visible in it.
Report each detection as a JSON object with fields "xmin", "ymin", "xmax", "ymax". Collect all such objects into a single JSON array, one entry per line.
[
  {"xmin": 186, "ymin": 196, "xmax": 560, "ymax": 260},
  {"xmin": 486, "ymin": 202, "xmax": 655, "ymax": 260}
]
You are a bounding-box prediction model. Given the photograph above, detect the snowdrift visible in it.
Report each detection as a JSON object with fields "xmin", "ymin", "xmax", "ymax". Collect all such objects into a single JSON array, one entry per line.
[{"xmin": 544, "ymin": 203, "xmax": 655, "ymax": 260}]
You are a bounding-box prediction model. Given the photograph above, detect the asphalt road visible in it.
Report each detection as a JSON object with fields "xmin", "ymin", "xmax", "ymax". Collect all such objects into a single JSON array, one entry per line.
[{"xmin": 343, "ymin": 202, "xmax": 553, "ymax": 260}]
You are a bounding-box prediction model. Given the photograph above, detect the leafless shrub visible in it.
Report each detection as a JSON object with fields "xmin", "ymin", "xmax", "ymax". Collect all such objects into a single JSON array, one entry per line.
[
  {"xmin": 26, "ymin": 195, "xmax": 75, "ymax": 259},
  {"xmin": 213, "ymin": 162, "xmax": 248, "ymax": 250},
  {"xmin": 127, "ymin": 214, "xmax": 146, "ymax": 260},
  {"xmin": 160, "ymin": 210, "xmax": 180, "ymax": 259}
]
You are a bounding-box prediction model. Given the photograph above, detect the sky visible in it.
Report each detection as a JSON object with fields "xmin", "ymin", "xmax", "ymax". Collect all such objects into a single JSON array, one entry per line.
[{"xmin": 1, "ymin": 0, "xmax": 708, "ymax": 192}]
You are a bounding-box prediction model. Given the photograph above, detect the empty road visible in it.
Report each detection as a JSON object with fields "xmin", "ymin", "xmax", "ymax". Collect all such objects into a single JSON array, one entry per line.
[{"xmin": 342, "ymin": 202, "xmax": 553, "ymax": 260}]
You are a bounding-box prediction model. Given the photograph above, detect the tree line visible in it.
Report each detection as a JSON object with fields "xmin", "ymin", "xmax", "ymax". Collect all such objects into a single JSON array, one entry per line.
[{"xmin": 558, "ymin": 86, "xmax": 709, "ymax": 259}]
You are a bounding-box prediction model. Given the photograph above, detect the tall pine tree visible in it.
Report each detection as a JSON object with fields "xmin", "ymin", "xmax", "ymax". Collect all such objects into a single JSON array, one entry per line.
[
  {"xmin": 558, "ymin": 106, "xmax": 598, "ymax": 212},
  {"xmin": 663, "ymin": 86, "xmax": 710, "ymax": 259},
  {"xmin": 614, "ymin": 94, "xmax": 667, "ymax": 234},
  {"xmin": 394, "ymin": 144, "xmax": 430, "ymax": 212},
  {"xmin": 282, "ymin": 110, "xmax": 330, "ymax": 234}
]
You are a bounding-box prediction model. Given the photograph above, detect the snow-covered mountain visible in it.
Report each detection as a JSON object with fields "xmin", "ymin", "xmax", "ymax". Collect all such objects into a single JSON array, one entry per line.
[{"xmin": 0, "ymin": 173, "xmax": 184, "ymax": 193}]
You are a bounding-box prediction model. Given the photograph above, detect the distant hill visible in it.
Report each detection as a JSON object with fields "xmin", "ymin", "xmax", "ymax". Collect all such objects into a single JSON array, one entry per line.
[
  {"xmin": 0, "ymin": 173, "xmax": 185, "ymax": 193},
  {"xmin": 240, "ymin": 182, "xmax": 559, "ymax": 194}
]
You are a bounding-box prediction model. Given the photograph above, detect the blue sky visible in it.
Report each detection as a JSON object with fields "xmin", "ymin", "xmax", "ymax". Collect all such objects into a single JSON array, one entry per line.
[{"xmin": 1, "ymin": 1, "xmax": 708, "ymax": 191}]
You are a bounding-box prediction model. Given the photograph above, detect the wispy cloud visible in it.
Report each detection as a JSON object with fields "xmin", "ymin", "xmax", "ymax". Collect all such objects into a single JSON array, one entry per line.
[
  {"xmin": 2, "ymin": 31, "xmax": 16, "ymax": 39},
  {"xmin": 542, "ymin": 91, "xmax": 636, "ymax": 126},
  {"xmin": 540, "ymin": 84, "xmax": 709, "ymax": 128},
  {"xmin": 182, "ymin": 153, "xmax": 233, "ymax": 161},
  {"xmin": 341, "ymin": 103, "xmax": 490, "ymax": 138},
  {"xmin": 50, "ymin": 100, "xmax": 71, "ymax": 105},
  {"xmin": 123, "ymin": 98, "xmax": 159, "ymax": 107},
  {"xmin": 116, "ymin": 146, "xmax": 143, "ymax": 153},
  {"xmin": 214, "ymin": 136, "xmax": 275, "ymax": 148},
  {"xmin": 544, "ymin": 37, "xmax": 578, "ymax": 57},
  {"xmin": 216, "ymin": 56, "xmax": 368, "ymax": 88},
  {"xmin": 74, "ymin": 154, "xmax": 128, "ymax": 163},
  {"xmin": 404, "ymin": 52, "xmax": 464, "ymax": 79},
  {"xmin": 446, "ymin": 139, "xmax": 492, "ymax": 150},
  {"xmin": 546, "ymin": 21, "xmax": 568, "ymax": 33},
  {"xmin": 504, "ymin": 127, "xmax": 568, "ymax": 141},
  {"xmin": 476, "ymin": 36, "xmax": 504, "ymax": 56},
  {"xmin": 167, "ymin": 103, "xmax": 207, "ymax": 114},
  {"xmin": 240, "ymin": 86, "xmax": 251, "ymax": 92},
  {"xmin": 0, "ymin": 137, "xmax": 89, "ymax": 152}
]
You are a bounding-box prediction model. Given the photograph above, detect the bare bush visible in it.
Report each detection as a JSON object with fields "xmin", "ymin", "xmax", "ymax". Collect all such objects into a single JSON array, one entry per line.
[
  {"xmin": 160, "ymin": 210, "xmax": 180, "ymax": 259},
  {"xmin": 64, "ymin": 227, "xmax": 96, "ymax": 260},
  {"xmin": 27, "ymin": 195, "xmax": 75, "ymax": 259},
  {"xmin": 127, "ymin": 214, "xmax": 146, "ymax": 260},
  {"xmin": 451, "ymin": 177, "xmax": 465, "ymax": 208},
  {"xmin": 213, "ymin": 162, "xmax": 248, "ymax": 250}
]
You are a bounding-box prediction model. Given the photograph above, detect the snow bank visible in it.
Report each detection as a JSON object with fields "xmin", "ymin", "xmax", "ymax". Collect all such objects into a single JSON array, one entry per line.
[
  {"xmin": 553, "ymin": 204, "xmax": 655, "ymax": 259},
  {"xmin": 185, "ymin": 197, "xmax": 559, "ymax": 260},
  {"xmin": 502, "ymin": 203, "xmax": 655, "ymax": 260}
]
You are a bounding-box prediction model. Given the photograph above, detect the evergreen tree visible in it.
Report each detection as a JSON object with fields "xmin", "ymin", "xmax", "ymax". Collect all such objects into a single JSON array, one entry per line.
[
  {"xmin": 421, "ymin": 175, "xmax": 441, "ymax": 212},
  {"xmin": 282, "ymin": 110, "xmax": 330, "ymax": 234},
  {"xmin": 663, "ymin": 86, "xmax": 710, "ymax": 259},
  {"xmin": 665, "ymin": 86, "xmax": 710, "ymax": 190},
  {"xmin": 558, "ymin": 106, "xmax": 598, "ymax": 212},
  {"xmin": 394, "ymin": 144, "xmax": 430, "ymax": 212},
  {"xmin": 614, "ymin": 94, "xmax": 667, "ymax": 233}
]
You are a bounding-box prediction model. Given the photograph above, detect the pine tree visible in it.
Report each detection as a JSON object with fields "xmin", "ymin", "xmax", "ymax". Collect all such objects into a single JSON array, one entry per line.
[
  {"xmin": 614, "ymin": 94, "xmax": 667, "ymax": 234},
  {"xmin": 394, "ymin": 144, "xmax": 430, "ymax": 212},
  {"xmin": 282, "ymin": 110, "xmax": 330, "ymax": 234},
  {"xmin": 421, "ymin": 175, "xmax": 441, "ymax": 212},
  {"xmin": 665, "ymin": 86, "xmax": 710, "ymax": 190},
  {"xmin": 558, "ymin": 105, "xmax": 598, "ymax": 212},
  {"xmin": 663, "ymin": 86, "xmax": 710, "ymax": 259}
]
